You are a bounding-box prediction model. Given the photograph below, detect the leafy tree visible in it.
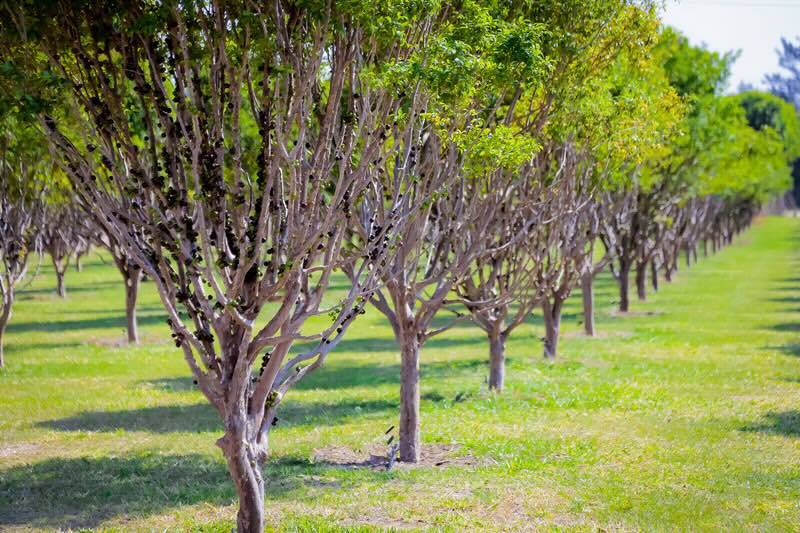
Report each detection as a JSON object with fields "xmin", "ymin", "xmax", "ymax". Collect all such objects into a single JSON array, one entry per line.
[
  {"xmin": 348, "ymin": 0, "xmax": 545, "ymax": 455},
  {"xmin": 458, "ymin": 0, "xmax": 672, "ymax": 376},
  {"xmin": 602, "ymin": 27, "xmax": 730, "ymax": 310},
  {"xmin": 737, "ymin": 90, "xmax": 800, "ymax": 206}
]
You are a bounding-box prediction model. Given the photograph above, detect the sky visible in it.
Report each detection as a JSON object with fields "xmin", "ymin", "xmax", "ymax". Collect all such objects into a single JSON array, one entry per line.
[{"xmin": 660, "ymin": 0, "xmax": 800, "ymax": 92}]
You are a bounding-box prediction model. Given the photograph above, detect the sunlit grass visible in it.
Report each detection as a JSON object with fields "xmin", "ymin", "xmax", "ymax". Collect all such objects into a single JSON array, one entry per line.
[{"xmin": 1, "ymin": 216, "xmax": 799, "ymax": 531}]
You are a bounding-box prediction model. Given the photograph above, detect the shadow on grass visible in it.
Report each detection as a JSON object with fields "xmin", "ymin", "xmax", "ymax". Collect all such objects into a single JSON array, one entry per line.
[
  {"xmin": 769, "ymin": 285, "xmax": 800, "ymax": 293},
  {"xmin": 2, "ymin": 340, "xmax": 83, "ymax": 353},
  {"xmin": 0, "ymin": 453, "xmax": 232, "ymax": 529},
  {"xmin": 765, "ymin": 296, "xmax": 800, "ymax": 305},
  {"xmin": 295, "ymin": 356, "xmax": 494, "ymax": 391},
  {"xmin": 146, "ymin": 350, "xmax": 505, "ymax": 396},
  {"xmin": 767, "ymin": 323, "xmax": 800, "ymax": 333},
  {"xmin": 37, "ymin": 397, "xmax": 396, "ymax": 434},
  {"xmin": 17, "ymin": 280, "xmax": 122, "ymax": 297},
  {"xmin": 766, "ymin": 344, "xmax": 800, "ymax": 357},
  {"xmin": 741, "ymin": 410, "xmax": 800, "ymax": 437},
  {"xmin": 428, "ymin": 311, "xmax": 580, "ymax": 331},
  {"xmin": 291, "ymin": 334, "xmax": 487, "ymax": 357},
  {"xmin": 37, "ymin": 304, "xmax": 166, "ymax": 316},
  {"xmin": 7, "ymin": 313, "xmax": 167, "ymax": 334},
  {"xmin": 0, "ymin": 451, "xmax": 363, "ymax": 530}
]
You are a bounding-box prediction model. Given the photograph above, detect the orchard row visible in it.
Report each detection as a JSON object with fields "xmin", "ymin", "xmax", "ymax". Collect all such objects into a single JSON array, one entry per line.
[{"xmin": 0, "ymin": 2, "xmax": 797, "ymax": 532}]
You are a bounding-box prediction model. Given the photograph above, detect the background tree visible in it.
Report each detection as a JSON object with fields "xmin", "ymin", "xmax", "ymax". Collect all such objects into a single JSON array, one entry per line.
[
  {"xmin": 602, "ymin": 27, "xmax": 730, "ymax": 311},
  {"xmin": 41, "ymin": 202, "xmax": 85, "ymax": 298},
  {"xmin": 765, "ymin": 37, "xmax": 800, "ymax": 205},
  {"xmin": 459, "ymin": 0, "xmax": 664, "ymax": 383},
  {"xmin": 765, "ymin": 36, "xmax": 800, "ymax": 110},
  {"xmin": 81, "ymin": 223, "xmax": 144, "ymax": 344},
  {"xmin": 0, "ymin": 121, "xmax": 47, "ymax": 367},
  {"xmin": 349, "ymin": 1, "xmax": 548, "ymax": 456}
]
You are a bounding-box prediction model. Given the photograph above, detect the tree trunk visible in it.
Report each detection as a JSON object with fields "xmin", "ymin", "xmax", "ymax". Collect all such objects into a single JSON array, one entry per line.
[
  {"xmin": 487, "ymin": 326, "xmax": 505, "ymax": 392},
  {"xmin": 219, "ymin": 418, "xmax": 266, "ymax": 533},
  {"xmin": 50, "ymin": 253, "xmax": 67, "ymax": 298},
  {"xmin": 650, "ymin": 260, "xmax": 659, "ymax": 292},
  {"xmin": 75, "ymin": 253, "xmax": 83, "ymax": 272},
  {"xmin": 664, "ymin": 265, "xmax": 673, "ymax": 283},
  {"xmin": 635, "ymin": 263, "xmax": 647, "ymax": 301},
  {"xmin": 542, "ymin": 299, "xmax": 562, "ymax": 360},
  {"xmin": 125, "ymin": 271, "xmax": 141, "ymax": 344},
  {"xmin": 581, "ymin": 273, "xmax": 595, "ymax": 337},
  {"xmin": 0, "ymin": 321, "xmax": 5, "ymax": 369},
  {"xmin": 619, "ymin": 261, "xmax": 631, "ymax": 312},
  {"xmin": 399, "ymin": 338, "xmax": 421, "ymax": 463},
  {"xmin": 703, "ymin": 239, "xmax": 708, "ymax": 257},
  {"xmin": 0, "ymin": 303, "xmax": 10, "ymax": 369},
  {"xmin": 55, "ymin": 269, "xmax": 66, "ymax": 298}
]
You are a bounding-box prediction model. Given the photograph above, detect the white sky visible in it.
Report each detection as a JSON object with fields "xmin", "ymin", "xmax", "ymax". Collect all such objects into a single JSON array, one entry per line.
[{"xmin": 661, "ymin": 0, "xmax": 800, "ymax": 92}]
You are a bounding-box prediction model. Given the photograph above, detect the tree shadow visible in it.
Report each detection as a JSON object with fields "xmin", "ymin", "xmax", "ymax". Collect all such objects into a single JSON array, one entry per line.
[
  {"xmin": 769, "ymin": 286, "xmax": 800, "ymax": 293},
  {"xmin": 7, "ymin": 313, "xmax": 167, "ymax": 334},
  {"xmin": 0, "ymin": 452, "xmax": 369, "ymax": 530},
  {"xmin": 291, "ymin": 334, "xmax": 484, "ymax": 356},
  {"xmin": 766, "ymin": 296, "xmax": 800, "ymax": 304},
  {"xmin": 17, "ymin": 280, "xmax": 121, "ymax": 297},
  {"xmin": 766, "ymin": 323, "xmax": 800, "ymax": 333},
  {"xmin": 0, "ymin": 453, "xmax": 232, "ymax": 529},
  {"xmin": 2, "ymin": 340, "xmax": 82, "ymax": 353},
  {"xmin": 146, "ymin": 350, "xmax": 501, "ymax": 398},
  {"xmin": 765, "ymin": 344, "xmax": 800, "ymax": 357},
  {"xmin": 741, "ymin": 410, "xmax": 800, "ymax": 437},
  {"xmin": 37, "ymin": 304, "xmax": 165, "ymax": 316},
  {"xmin": 37, "ymin": 397, "xmax": 397, "ymax": 434},
  {"xmin": 428, "ymin": 310, "xmax": 580, "ymax": 330},
  {"xmin": 295, "ymin": 356, "xmax": 497, "ymax": 391}
]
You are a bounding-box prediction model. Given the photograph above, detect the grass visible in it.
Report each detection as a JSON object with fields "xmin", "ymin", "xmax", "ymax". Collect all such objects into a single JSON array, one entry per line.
[{"xmin": 1, "ymin": 216, "xmax": 799, "ymax": 531}]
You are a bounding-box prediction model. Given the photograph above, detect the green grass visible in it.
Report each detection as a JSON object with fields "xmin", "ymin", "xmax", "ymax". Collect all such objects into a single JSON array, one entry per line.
[{"xmin": 1, "ymin": 216, "xmax": 799, "ymax": 531}]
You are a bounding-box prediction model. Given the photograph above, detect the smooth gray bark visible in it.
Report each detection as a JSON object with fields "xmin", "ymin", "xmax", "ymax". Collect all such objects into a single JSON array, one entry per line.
[
  {"xmin": 399, "ymin": 338, "xmax": 421, "ymax": 463},
  {"xmin": 542, "ymin": 299, "xmax": 562, "ymax": 360},
  {"xmin": 618, "ymin": 261, "xmax": 631, "ymax": 312},
  {"xmin": 488, "ymin": 327, "xmax": 506, "ymax": 391},
  {"xmin": 636, "ymin": 263, "xmax": 647, "ymax": 301},
  {"xmin": 219, "ymin": 416, "xmax": 266, "ymax": 533},
  {"xmin": 55, "ymin": 269, "xmax": 66, "ymax": 298},
  {"xmin": 650, "ymin": 260, "xmax": 659, "ymax": 292},
  {"xmin": 124, "ymin": 270, "xmax": 141, "ymax": 344},
  {"xmin": 581, "ymin": 273, "xmax": 595, "ymax": 337},
  {"xmin": 0, "ymin": 301, "xmax": 11, "ymax": 369}
]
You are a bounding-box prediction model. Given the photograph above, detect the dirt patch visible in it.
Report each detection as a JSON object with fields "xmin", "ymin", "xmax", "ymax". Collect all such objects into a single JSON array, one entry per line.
[
  {"xmin": 313, "ymin": 443, "xmax": 493, "ymax": 470},
  {"xmin": 0, "ymin": 443, "xmax": 40, "ymax": 459},
  {"xmin": 85, "ymin": 332, "xmax": 167, "ymax": 348}
]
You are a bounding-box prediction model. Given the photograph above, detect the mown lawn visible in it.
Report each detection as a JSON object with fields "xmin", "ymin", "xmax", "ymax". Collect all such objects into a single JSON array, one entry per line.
[{"xmin": 1, "ymin": 216, "xmax": 799, "ymax": 532}]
